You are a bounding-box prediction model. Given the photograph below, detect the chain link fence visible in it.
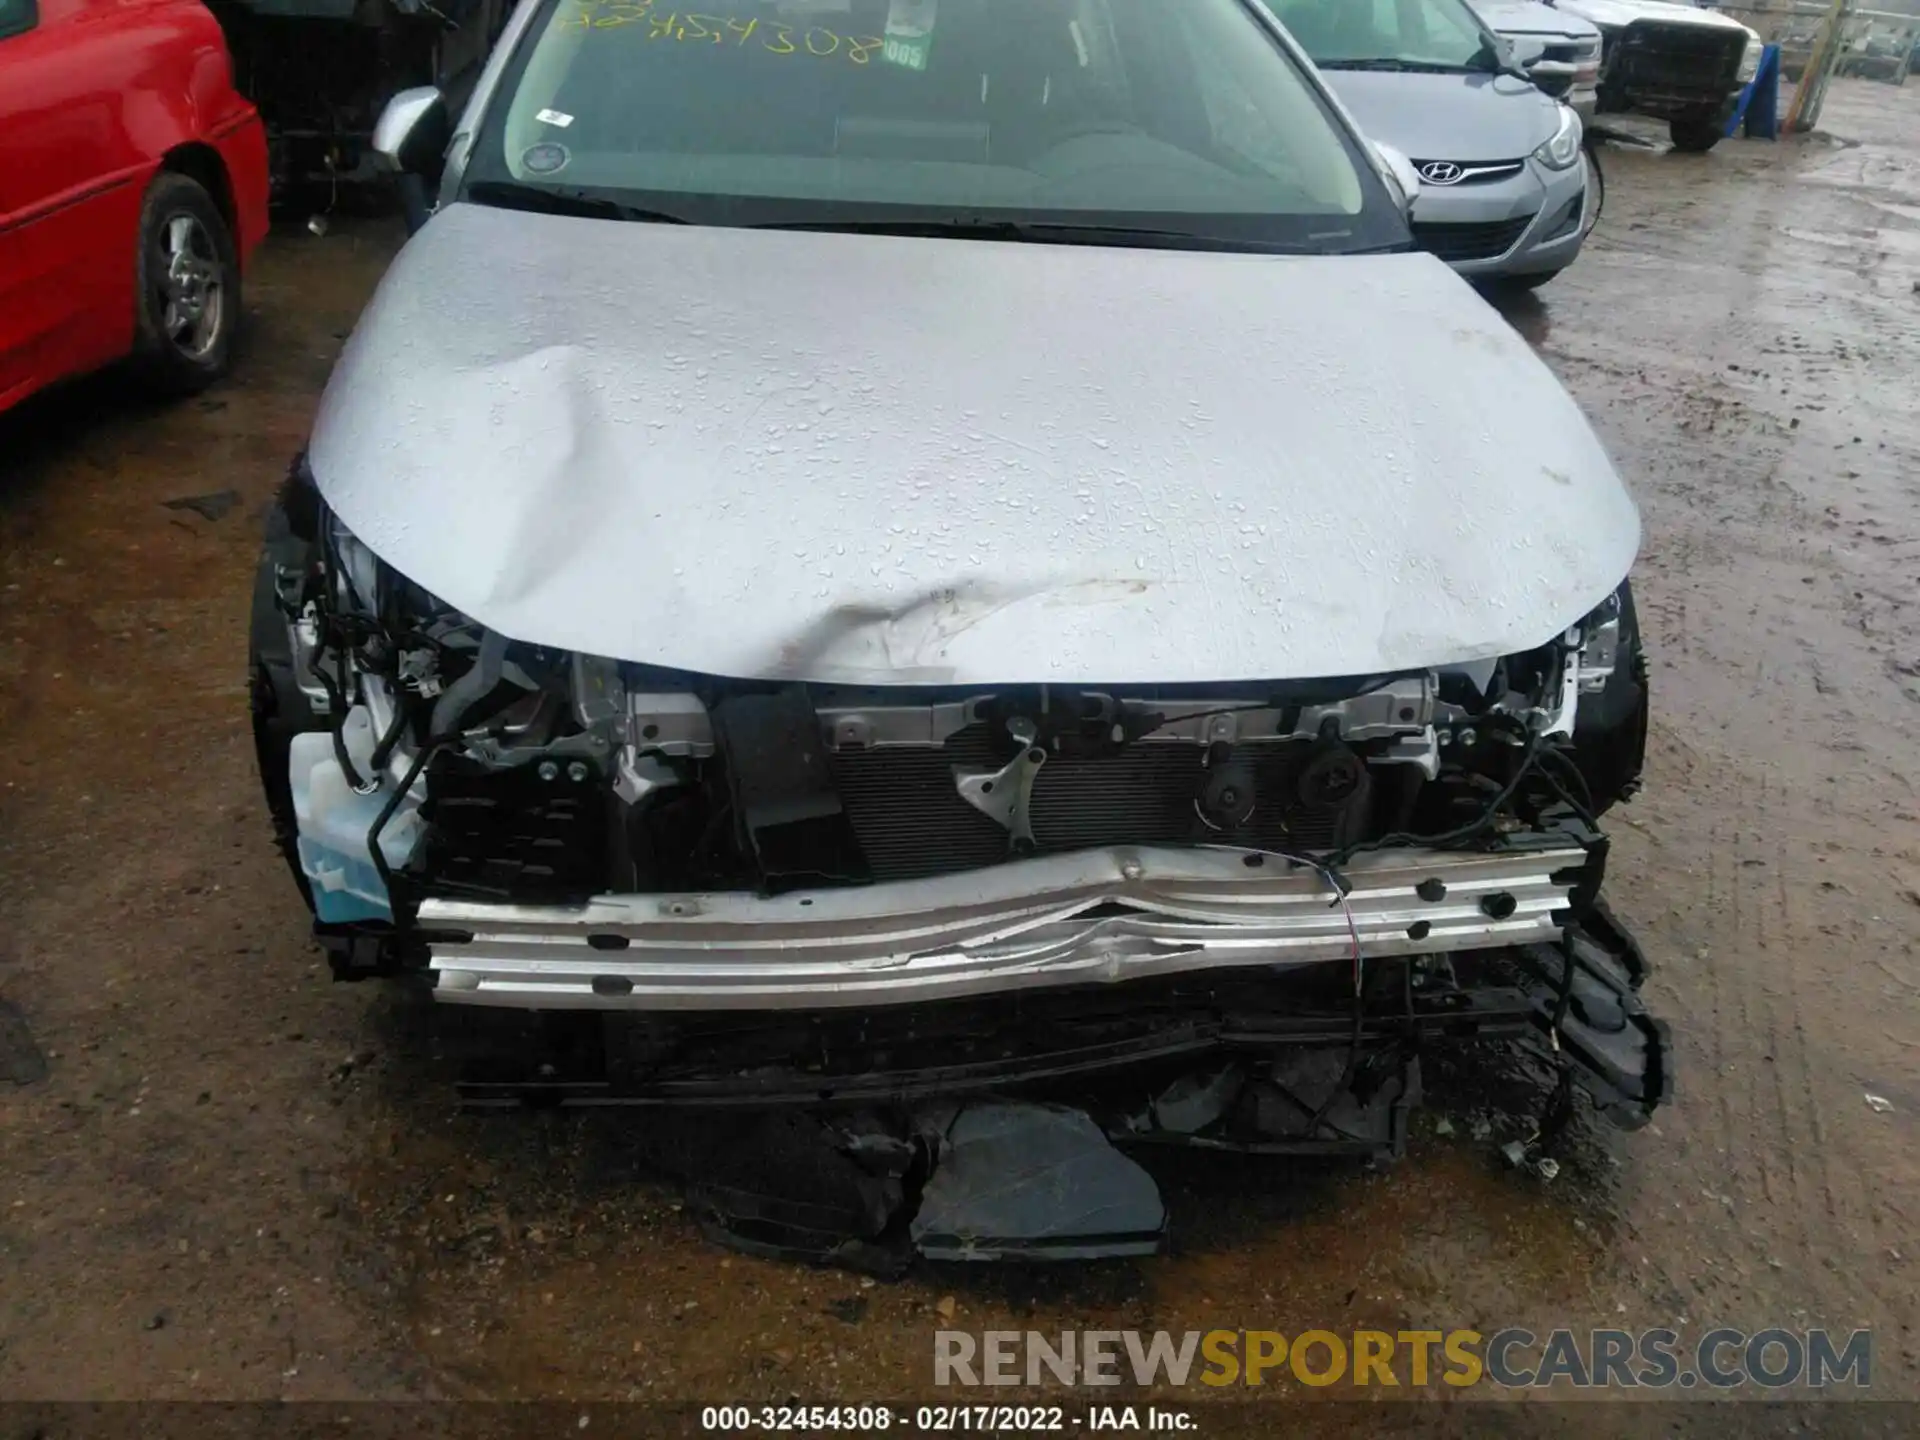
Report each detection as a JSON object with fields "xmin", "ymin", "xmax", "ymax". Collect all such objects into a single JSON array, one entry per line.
[{"xmin": 1713, "ymin": 0, "xmax": 1920, "ymax": 129}]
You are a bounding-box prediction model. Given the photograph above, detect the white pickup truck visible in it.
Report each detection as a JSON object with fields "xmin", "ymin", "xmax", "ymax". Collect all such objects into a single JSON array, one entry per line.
[{"xmin": 1482, "ymin": 0, "xmax": 1763, "ymax": 151}]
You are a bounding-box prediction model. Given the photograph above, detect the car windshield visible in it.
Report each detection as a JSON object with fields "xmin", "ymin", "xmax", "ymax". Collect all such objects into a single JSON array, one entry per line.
[
  {"xmin": 1275, "ymin": 0, "xmax": 1494, "ymax": 71},
  {"xmin": 464, "ymin": 0, "xmax": 1405, "ymax": 252}
]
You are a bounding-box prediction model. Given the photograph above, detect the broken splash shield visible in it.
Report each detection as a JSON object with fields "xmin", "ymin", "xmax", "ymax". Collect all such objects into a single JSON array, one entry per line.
[
  {"xmin": 447, "ymin": 906, "xmax": 1670, "ymax": 1132},
  {"xmin": 430, "ymin": 823, "xmax": 1670, "ymax": 1140},
  {"xmin": 442, "ymin": 902, "xmax": 1667, "ymax": 1267}
]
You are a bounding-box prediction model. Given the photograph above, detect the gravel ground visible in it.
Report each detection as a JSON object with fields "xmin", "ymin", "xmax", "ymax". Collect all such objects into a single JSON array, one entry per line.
[{"xmin": 2, "ymin": 79, "xmax": 1917, "ymax": 1431}]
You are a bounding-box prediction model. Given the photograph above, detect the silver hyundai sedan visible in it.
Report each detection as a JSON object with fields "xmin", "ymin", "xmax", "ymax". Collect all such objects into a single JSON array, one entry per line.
[{"xmin": 1278, "ymin": 0, "xmax": 1594, "ymax": 288}]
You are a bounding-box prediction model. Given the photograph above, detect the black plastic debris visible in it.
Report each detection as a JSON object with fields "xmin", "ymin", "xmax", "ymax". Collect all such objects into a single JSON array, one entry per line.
[
  {"xmin": 1240, "ymin": 1047, "xmax": 1420, "ymax": 1154},
  {"xmin": 1144, "ymin": 1064, "xmax": 1244, "ymax": 1134},
  {"xmin": 1114, "ymin": 1049, "xmax": 1420, "ymax": 1158},
  {"xmin": 911, "ymin": 1102, "xmax": 1166, "ymax": 1261},
  {"xmin": 0, "ymin": 998, "xmax": 48, "ymax": 1087},
  {"xmin": 679, "ymin": 1111, "xmax": 915, "ymax": 1275},
  {"xmin": 161, "ymin": 489, "xmax": 240, "ymax": 522}
]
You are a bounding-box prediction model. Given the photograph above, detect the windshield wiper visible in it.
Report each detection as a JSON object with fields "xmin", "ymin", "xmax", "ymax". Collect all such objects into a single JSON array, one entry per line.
[
  {"xmin": 1316, "ymin": 58, "xmax": 1478, "ymax": 74},
  {"xmin": 464, "ymin": 180, "xmax": 692, "ymax": 224},
  {"xmin": 753, "ymin": 217, "xmax": 1310, "ymax": 253}
]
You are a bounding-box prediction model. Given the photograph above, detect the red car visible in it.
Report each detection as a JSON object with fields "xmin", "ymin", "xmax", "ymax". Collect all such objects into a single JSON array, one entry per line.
[{"xmin": 0, "ymin": 0, "xmax": 269, "ymax": 415}]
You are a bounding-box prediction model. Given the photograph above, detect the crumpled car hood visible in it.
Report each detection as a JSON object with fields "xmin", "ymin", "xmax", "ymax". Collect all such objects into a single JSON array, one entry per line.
[{"xmin": 308, "ymin": 202, "xmax": 1638, "ymax": 685}]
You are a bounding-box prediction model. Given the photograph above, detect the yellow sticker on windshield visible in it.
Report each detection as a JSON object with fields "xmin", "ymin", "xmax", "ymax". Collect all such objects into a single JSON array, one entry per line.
[{"xmin": 560, "ymin": 0, "xmax": 884, "ymax": 63}]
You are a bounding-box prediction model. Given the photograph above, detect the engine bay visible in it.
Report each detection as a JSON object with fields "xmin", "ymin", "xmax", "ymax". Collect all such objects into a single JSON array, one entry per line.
[
  {"xmin": 253, "ymin": 466, "xmax": 1647, "ymax": 939},
  {"xmin": 246, "ymin": 461, "xmax": 1665, "ymax": 1197}
]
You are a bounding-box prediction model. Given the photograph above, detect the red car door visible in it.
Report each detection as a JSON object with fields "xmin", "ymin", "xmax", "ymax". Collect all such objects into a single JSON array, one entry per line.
[
  {"xmin": 0, "ymin": 0, "xmax": 267, "ymax": 413},
  {"xmin": 0, "ymin": 0, "xmax": 138, "ymax": 410}
]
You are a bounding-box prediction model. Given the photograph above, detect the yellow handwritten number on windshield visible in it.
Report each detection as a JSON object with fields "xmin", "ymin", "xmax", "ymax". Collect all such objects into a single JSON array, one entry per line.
[{"xmin": 563, "ymin": 1, "xmax": 883, "ymax": 64}]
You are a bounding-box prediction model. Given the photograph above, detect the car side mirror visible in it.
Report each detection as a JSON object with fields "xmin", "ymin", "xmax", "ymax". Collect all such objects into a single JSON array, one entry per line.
[
  {"xmin": 1370, "ymin": 141, "xmax": 1421, "ymax": 219},
  {"xmin": 1507, "ymin": 36, "xmax": 1550, "ymax": 70},
  {"xmin": 373, "ymin": 87, "xmax": 451, "ymax": 182}
]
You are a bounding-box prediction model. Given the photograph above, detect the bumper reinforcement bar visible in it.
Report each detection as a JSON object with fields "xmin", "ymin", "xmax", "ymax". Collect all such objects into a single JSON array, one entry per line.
[{"xmin": 421, "ymin": 842, "xmax": 1591, "ymax": 1011}]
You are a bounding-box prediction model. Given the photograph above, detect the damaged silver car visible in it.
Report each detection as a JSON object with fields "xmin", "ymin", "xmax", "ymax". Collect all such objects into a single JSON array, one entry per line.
[{"xmin": 251, "ymin": 0, "xmax": 1666, "ymax": 1262}]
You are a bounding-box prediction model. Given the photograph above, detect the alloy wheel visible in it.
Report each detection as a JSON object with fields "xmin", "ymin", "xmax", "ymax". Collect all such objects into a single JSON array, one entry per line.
[{"xmin": 152, "ymin": 212, "xmax": 225, "ymax": 360}]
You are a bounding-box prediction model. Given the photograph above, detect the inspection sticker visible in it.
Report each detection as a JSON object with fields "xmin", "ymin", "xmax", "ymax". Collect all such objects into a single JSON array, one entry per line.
[
  {"xmin": 535, "ymin": 108, "xmax": 575, "ymax": 128},
  {"xmin": 521, "ymin": 142, "xmax": 571, "ymax": 173},
  {"xmin": 883, "ymin": 0, "xmax": 936, "ymax": 71}
]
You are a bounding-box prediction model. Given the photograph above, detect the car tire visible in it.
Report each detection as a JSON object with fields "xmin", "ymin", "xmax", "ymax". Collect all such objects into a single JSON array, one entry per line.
[
  {"xmin": 1668, "ymin": 111, "xmax": 1727, "ymax": 154},
  {"xmin": 131, "ymin": 172, "xmax": 240, "ymax": 396},
  {"xmin": 1497, "ymin": 269, "xmax": 1564, "ymax": 292},
  {"xmin": 1582, "ymin": 143, "xmax": 1605, "ymax": 238}
]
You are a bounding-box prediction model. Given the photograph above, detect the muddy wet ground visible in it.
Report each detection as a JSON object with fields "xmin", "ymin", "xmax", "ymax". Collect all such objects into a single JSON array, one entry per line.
[{"xmin": 2, "ymin": 80, "xmax": 1917, "ymax": 1428}]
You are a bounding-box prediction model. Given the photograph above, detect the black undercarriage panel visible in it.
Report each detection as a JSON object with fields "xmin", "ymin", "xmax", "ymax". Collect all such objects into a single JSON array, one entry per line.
[{"xmin": 446, "ymin": 904, "xmax": 1667, "ymax": 1136}]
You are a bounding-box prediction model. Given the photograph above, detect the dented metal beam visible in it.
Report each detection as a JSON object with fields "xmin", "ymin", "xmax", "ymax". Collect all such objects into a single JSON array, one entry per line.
[{"xmin": 424, "ymin": 843, "xmax": 1587, "ymax": 1011}]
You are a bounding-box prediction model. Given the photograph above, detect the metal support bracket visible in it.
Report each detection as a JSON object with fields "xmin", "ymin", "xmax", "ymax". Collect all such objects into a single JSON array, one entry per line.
[{"xmin": 954, "ymin": 718, "xmax": 1047, "ymax": 851}]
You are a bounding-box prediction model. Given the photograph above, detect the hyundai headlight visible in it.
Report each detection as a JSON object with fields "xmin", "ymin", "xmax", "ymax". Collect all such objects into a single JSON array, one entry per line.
[
  {"xmin": 1532, "ymin": 106, "xmax": 1583, "ymax": 171},
  {"xmin": 1737, "ymin": 35, "xmax": 1763, "ymax": 84}
]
